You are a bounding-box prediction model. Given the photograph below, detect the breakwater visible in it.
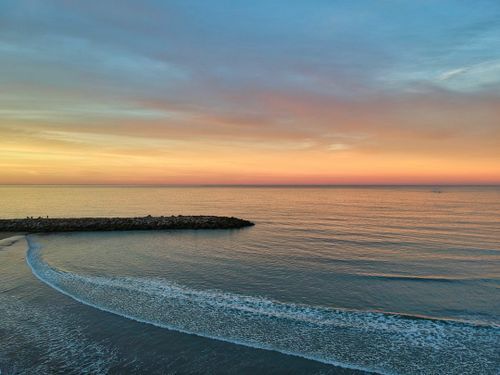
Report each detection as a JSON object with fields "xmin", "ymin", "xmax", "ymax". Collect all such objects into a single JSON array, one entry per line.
[{"xmin": 0, "ymin": 215, "xmax": 254, "ymax": 232}]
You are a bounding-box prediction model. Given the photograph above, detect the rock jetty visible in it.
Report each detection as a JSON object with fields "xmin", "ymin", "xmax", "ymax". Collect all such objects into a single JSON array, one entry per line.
[{"xmin": 0, "ymin": 215, "xmax": 254, "ymax": 233}]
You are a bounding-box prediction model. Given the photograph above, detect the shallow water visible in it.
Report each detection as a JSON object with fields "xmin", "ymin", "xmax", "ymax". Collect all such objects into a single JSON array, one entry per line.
[{"xmin": 1, "ymin": 186, "xmax": 499, "ymax": 374}]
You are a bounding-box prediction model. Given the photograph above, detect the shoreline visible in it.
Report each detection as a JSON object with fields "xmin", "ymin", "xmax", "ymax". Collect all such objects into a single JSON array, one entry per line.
[
  {"xmin": 0, "ymin": 232, "xmax": 24, "ymax": 240},
  {"xmin": 0, "ymin": 215, "xmax": 254, "ymax": 233}
]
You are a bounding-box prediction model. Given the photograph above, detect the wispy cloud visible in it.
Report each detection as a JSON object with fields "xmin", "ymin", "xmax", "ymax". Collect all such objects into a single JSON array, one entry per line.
[
  {"xmin": 328, "ymin": 143, "xmax": 351, "ymax": 152},
  {"xmin": 438, "ymin": 68, "xmax": 469, "ymax": 81},
  {"xmin": 436, "ymin": 60, "xmax": 500, "ymax": 91}
]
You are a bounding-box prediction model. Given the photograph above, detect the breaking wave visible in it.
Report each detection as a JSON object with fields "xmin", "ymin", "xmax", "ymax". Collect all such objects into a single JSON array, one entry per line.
[{"xmin": 26, "ymin": 235, "xmax": 500, "ymax": 375}]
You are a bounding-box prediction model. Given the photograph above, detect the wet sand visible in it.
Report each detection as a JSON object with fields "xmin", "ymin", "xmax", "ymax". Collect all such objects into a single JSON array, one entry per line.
[{"xmin": 0, "ymin": 232, "xmax": 23, "ymax": 240}]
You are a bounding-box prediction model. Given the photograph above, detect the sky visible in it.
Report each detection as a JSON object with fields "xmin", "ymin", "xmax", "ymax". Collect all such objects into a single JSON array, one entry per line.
[{"xmin": 1, "ymin": 0, "xmax": 499, "ymax": 185}]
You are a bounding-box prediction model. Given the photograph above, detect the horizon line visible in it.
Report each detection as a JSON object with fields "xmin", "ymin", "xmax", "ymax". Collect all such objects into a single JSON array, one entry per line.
[{"xmin": 1, "ymin": 183, "xmax": 499, "ymax": 188}]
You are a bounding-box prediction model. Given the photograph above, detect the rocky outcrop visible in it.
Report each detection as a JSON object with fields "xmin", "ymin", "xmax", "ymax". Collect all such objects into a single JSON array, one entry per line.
[{"xmin": 0, "ymin": 215, "xmax": 254, "ymax": 233}]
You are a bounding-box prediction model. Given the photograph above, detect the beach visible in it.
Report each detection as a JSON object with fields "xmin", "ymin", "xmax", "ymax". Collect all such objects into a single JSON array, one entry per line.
[{"xmin": 0, "ymin": 232, "xmax": 22, "ymax": 240}]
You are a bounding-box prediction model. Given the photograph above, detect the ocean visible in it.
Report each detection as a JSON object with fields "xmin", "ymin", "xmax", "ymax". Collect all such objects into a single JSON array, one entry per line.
[{"xmin": 1, "ymin": 186, "xmax": 499, "ymax": 374}]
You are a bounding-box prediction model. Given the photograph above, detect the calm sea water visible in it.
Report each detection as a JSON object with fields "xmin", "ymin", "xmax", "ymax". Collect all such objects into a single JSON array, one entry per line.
[{"xmin": 1, "ymin": 186, "xmax": 499, "ymax": 374}]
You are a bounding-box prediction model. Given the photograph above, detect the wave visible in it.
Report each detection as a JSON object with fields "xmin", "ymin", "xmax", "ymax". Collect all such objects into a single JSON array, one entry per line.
[
  {"xmin": 358, "ymin": 273, "xmax": 499, "ymax": 283},
  {"xmin": 26, "ymin": 235, "xmax": 500, "ymax": 375}
]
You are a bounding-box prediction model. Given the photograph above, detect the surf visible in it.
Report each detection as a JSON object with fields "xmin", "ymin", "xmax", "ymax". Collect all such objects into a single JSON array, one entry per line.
[{"xmin": 25, "ymin": 235, "xmax": 500, "ymax": 375}]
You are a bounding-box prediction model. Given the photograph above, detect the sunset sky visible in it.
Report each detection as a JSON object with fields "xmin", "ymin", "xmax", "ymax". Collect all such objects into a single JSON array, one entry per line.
[{"xmin": 1, "ymin": 1, "xmax": 499, "ymax": 185}]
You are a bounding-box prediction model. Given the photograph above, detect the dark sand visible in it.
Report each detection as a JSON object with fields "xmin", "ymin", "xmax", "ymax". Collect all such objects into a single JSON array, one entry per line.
[{"xmin": 0, "ymin": 232, "xmax": 23, "ymax": 240}]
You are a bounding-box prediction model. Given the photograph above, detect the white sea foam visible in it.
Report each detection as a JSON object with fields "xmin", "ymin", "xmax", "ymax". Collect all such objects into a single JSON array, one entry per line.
[
  {"xmin": 26, "ymin": 235, "xmax": 500, "ymax": 375},
  {"xmin": 0, "ymin": 236, "xmax": 118, "ymax": 375}
]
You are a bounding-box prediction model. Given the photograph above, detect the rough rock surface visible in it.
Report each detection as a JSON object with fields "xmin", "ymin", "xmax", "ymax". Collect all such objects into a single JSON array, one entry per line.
[{"xmin": 0, "ymin": 215, "xmax": 254, "ymax": 233}]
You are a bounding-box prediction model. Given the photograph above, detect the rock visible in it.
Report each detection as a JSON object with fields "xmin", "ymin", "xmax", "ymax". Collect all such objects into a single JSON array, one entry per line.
[{"xmin": 0, "ymin": 216, "xmax": 254, "ymax": 233}]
